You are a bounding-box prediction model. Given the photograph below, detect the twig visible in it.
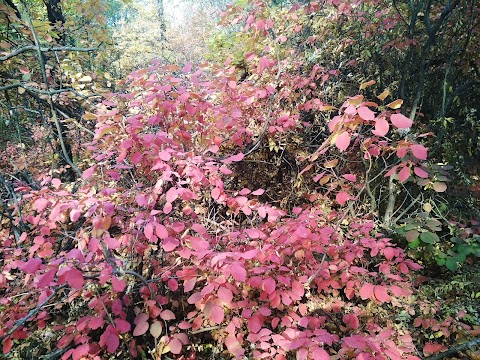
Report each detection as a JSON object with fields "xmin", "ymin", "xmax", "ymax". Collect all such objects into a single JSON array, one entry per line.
[{"xmin": 190, "ymin": 325, "xmax": 223, "ymax": 335}]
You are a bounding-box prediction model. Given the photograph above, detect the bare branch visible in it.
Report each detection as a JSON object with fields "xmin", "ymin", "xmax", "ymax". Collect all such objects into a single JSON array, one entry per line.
[{"xmin": 1, "ymin": 45, "xmax": 99, "ymax": 61}]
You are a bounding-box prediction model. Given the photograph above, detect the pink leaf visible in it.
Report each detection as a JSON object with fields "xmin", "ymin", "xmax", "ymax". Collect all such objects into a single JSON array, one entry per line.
[
  {"xmin": 292, "ymin": 280, "xmax": 305, "ymax": 298},
  {"xmin": 37, "ymin": 268, "xmax": 56, "ymax": 288},
  {"xmin": 67, "ymin": 269, "xmax": 84, "ymax": 289},
  {"xmin": 252, "ymin": 188, "xmax": 265, "ymax": 195},
  {"xmin": 358, "ymin": 106, "xmax": 375, "ymax": 120},
  {"xmin": 144, "ymin": 223, "xmax": 154, "ymax": 240},
  {"xmin": 390, "ymin": 113, "xmax": 413, "ymax": 129},
  {"xmin": 133, "ymin": 321, "xmax": 149, "ymax": 336},
  {"xmin": 163, "ymin": 202, "xmax": 172, "ymax": 214},
  {"xmin": 410, "ymin": 144, "xmax": 428, "ymax": 160},
  {"xmin": 20, "ymin": 258, "xmax": 42, "ymax": 274},
  {"xmin": 374, "ymin": 285, "xmax": 391, "ymax": 303},
  {"xmin": 178, "ymin": 92, "xmax": 190, "ymax": 103},
  {"xmin": 218, "ymin": 286, "xmax": 233, "ymax": 304},
  {"xmin": 248, "ymin": 315, "xmax": 263, "ymax": 333},
  {"xmin": 383, "ymin": 247, "xmax": 395, "ymax": 260},
  {"xmin": 398, "ymin": 165, "xmax": 410, "ymax": 182},
  {"xmin": 112, "ymin": 277, "xmax": 126, "ymax": 292},
  {"xmin": 166, "ymin": 187, "xmax": 177, "ymax": 203},
  {"xmin": 262, "ymin": 277, "xmax": 276, "ymax": 294},
  {"xmin": 162, "ymin": 238, "xmax": 179, "ymax": 252},
  {"xmin": 335, "ymin": 131, "xmax": 351, "ymax": 151},
  {"xmin": 311, "ymin": 347, "xmax": 331, "ymax": 360},
  {"xmin": 160, "ymin": 310, "xmax": 176, "ymax": 321},
  {"xmin": 82, "ymin": 165, "xmax": 97, "ymax": 180},
  {"xmin": 226, "ymin": 153, "xmax": 244, "ymax": 162},
  {"xmin": 155, "ymin": 224, "xmax": 169, "ymax": 239},
  {"xmin": 336, "ymin": 191, "xmax": 351, "ymax": 205},
  {"xmin": 231, "ymin": 262, "xmax": 247, "ymax": 282},
  {"xmin": 211, "ymin": 187, "xmax": 221, "ymax": 200},
  {"xmin": 372, "ymin": 118, "xmax": 389, "ymax": 136},
  {"xmin": 359, "ymin": 283, "xmax": 374, "ymax": 300},
  {"xmin": 168, "ymin": 338, "xmax": 183, "ymax": 354},
  {"xmin": 414, "ymin": 167, "xmax": 429, "ymax": 178},
  {"xmin": 342, "ymin": 174, "xmax": 357, "ymax": 182},
  {"xmin": 210, "ymin": 305, "xmax": 225, "ymax": 324}
]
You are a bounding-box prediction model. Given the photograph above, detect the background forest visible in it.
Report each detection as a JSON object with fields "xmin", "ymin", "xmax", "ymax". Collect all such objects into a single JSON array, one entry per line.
[{"xmin": 0, "ymin": 0, "xmax": 479, "ymax": 359}]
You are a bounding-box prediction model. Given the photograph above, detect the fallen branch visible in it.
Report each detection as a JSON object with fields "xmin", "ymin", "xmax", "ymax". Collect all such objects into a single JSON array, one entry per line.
[{"xmin": 423, "ymin": 338, "xmax": 480, "ymax": 360}]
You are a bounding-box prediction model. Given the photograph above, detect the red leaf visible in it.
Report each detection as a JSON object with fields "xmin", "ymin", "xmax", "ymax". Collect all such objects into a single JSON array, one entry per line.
[
  {"xmin": 72, "ymin": 344, "xmax": 89, "ymax": 360},
  {"xmin": 114, "ymin": 319, "xmax": 131, "ymax": 333},
  {"xmin": 160, "ymin": 310, "xmax": 176, "ymax": 321},
  {"xmin": 133, "ymin": 321, "xmax": 149, "ymax": 336},
  {"xmin": 358, "ymin": 106, "xmax": 375, "ymax": 120},
  {"xmin": 374, "ymin": 285, "xmax": 391, "ymax": 303},
  {"xmin": 57, "ymin": 335, "xmax": 74, "ymax": 349},
  {"xmin": 3, "ymin": 337, "xmax": 12, "ymax": 354},
  {"xmin": 398, "ymin": 165, "xmax": 410, "ymax": 182},
  {"xmin": 383, "ymin": 247, "xmax": 395, "ymax": 260},
  {"xmin": 390, "ymin": 113, "xmax": 413, "ymax": 129},
  {"xmin": 37, "ymin": 268, "xmax": 56, "ymax": 288},
  {"xmin": 67, "ymin": 268, "xmax": 84, "ymax": 289},
  {"xmin": 359, "ymin": 283, "xmax": 374, "ymax": 300},
  {"xmin": 112, "ymin": 277, "xmax": 126, "ymax": 292},
  {"xmin": 20, "ymin": 258, "xmax": 42, "ymax": 274},
  {"xmin": 89, "ymin": 317, "xmax": 104, "ymax": 330},
  {"xmin": 210, "ymin": 305, "xmax": 225, "ymax": 324},
  {"xmin": 106, "ymin": 331, "xmax": 119, "ymax": 353},
  {"xmin": 372, "ymin": 117, "xmax": 389, "ymax": 136},
  {"xmin": 410, "ymin": 144, "xmax": 428, "ymax": 160},
  {"xmin": 231, "ymin": 262, "xmax": 247, "ymax": 282},
  {"xmin": 335, "ymin": 131, "xmax": 351, "ymax": 151},
  {"xmin": 423, "ymin": 342, "xmax": 448, "ymax": 356}
]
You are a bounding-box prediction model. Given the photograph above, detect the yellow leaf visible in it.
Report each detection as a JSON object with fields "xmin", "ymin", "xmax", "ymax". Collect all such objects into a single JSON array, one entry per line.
[
  {"xmin": 79, "ymin": 75, "xmax": 92, "ymax": 82},
  {"xmin": 83, "ymin": 112, "xmax": 97, "ymax": 120},
  {"xmin": 423, "ymin": 202, "xmax": 432, "ymax": 213},
  {"xmin": 359, "ymin": 80, "xmax": 376, "ymax": 90},
  {"xmin": 18, "ymin": 86, "xmax": 25, "ymax": 94},
  {"xmin": 348, "ymin": 95, "xmax": 364, "ymax": 107},
  {"xmin": 377, "ymin": 89, "xmax": 391, "ymax": 101},
  {"xmin": 386, "ymin": 99, "xmax": 403, "ymax": 109},
  {"xmin": 323, "ymin": 159, "xmax": 339, "ymax": 168}
]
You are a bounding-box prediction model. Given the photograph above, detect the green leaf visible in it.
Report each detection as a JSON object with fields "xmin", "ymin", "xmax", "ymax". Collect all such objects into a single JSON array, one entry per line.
[
  {"xmin": 445, "ymin": 258, "xmax": 458, "ymax": 271},
  {"xmin": 420, "ymin": 231, "xmax": 439, "ymax": 244},
  {"xmin": 408, "ymin": 238, "xmax": 421, "ymax": 249}
]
